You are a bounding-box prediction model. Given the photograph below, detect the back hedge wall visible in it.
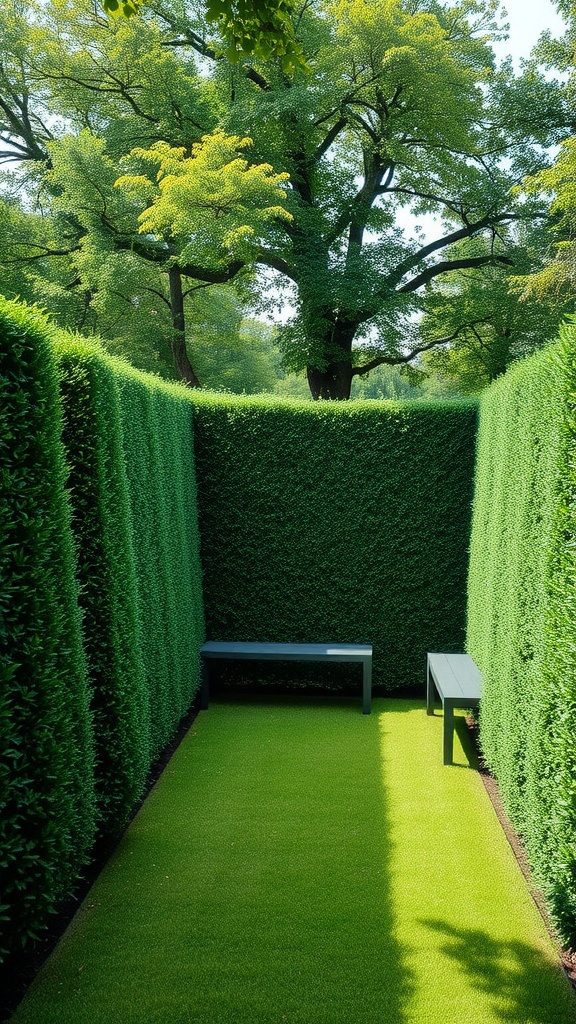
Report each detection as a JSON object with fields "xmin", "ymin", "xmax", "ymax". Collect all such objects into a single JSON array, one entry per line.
[
  {"xmin": 467, "ymin": 328, "xmax": 576, "ymax": 943},
  {"xmin": 191, "ymin": 394, "xmax": 478, "ymax": 692}
]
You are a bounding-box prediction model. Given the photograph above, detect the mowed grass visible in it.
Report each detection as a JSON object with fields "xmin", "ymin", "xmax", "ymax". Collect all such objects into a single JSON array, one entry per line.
[{"xmin": 9, "ymin": 698, "xmax": 576, "ymax": 1024}]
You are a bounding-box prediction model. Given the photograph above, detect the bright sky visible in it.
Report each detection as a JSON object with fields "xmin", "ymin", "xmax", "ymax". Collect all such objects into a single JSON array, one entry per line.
[{"xmin": 494, "ymin": 0, "xmax": 565, "ymax": 66}]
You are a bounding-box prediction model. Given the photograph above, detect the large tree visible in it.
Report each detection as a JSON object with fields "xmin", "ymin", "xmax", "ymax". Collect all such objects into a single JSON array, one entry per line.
[
  {"xmin": 0, "ymin": 0, "xmax": 569, "ymax": 397},
  {"xmin": 418, "ymin": 227, "xmax": 572, "ymax": 391}
]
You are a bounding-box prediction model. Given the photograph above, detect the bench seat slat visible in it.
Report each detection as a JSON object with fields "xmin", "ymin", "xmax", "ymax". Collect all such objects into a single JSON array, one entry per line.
[
  {"xmin": 426, "ymin": 652, "xmax": 481, "ymax": 765},
  {"xmin": 200, "ymin": 641, "xmax": 372, "ymax": 714},
  {"xmin": 201, "ymin": 641, "xmax": 372, "ymax": 661}
]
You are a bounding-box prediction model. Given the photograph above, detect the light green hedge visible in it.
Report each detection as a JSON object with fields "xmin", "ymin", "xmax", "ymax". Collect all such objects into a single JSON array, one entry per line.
[
  {"xmin": 0, "ymin": 300, "xmax": 95, "ymax": 960},
  {"xmin": 191, "ymin": 394, "xmax": 478, "ymax": 691},
  {"xmin": 467, "ymin": 327, "xmax": 576, "ymax": 943}
]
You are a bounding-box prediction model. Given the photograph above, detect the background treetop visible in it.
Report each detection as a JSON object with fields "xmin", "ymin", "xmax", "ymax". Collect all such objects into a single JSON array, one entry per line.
[
  {"xmin": 0, "ymin": 0, "xmax": 571, "ymax": 397},
  {"xmin": 101, "ymin": 0, "xmax": 308, "ymax": 71}
]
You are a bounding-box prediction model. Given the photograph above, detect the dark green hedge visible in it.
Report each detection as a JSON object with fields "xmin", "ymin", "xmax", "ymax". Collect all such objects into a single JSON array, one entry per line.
[
  {"xmin": 191, "ymin": 394, "xmax": 478, "ymax": 692},
  {"xmin": 113, "ymin": 359, "xmax": 205, "ymax": 759},
  {"xmin": 54, "ymin": 338, "xmax": 206, "ymax": 777},
  {"xmin": 467, "ymin": 328, "xmax": 576, "ymax": 943},
  {"xmin": 0, "ymin": 299, "xmax": 95, "ymax": 960},
  {"xmin": 0, "ymin": 305, "xmax": 205, "ymax": 964},
  {"xmin": 54, "ymin": 339, "xmax": 150, "ymax": 838}
]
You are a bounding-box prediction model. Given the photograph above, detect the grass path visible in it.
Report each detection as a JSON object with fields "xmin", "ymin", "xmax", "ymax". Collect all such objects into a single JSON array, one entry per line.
[{"xmin": 9, "ymin": 698, "xmax": 576, "ymax": 1024}]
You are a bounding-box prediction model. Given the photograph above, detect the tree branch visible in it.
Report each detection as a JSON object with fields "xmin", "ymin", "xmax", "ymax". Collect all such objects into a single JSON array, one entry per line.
[
  {"xmin": 385, "ymin": 214, "xmax": 518, "ymax": 290},
  {"xmin": 326, "ymin": 155, "xmax": 392, "ymax": 246},
  {"xmin": 158, "ymin": 22, "xmax": 271, "ymax": 90},
  {"xmin": 307, "ymin": 117, "xmax": 347, "ymax": 166},
  {"xmin": 398, "ymin": 254, "xmax": 514, "ymax": 294},
  {"xmin": 255, "ymin": 250, "xmax": 299, "ymax": 282},
  {"xmin": 114, "ymin": 234, "xmax": 246, "ymax": 283},
  {"xmin": 350, "ymin": 325, "xmax": 481, "ymax": 376}
]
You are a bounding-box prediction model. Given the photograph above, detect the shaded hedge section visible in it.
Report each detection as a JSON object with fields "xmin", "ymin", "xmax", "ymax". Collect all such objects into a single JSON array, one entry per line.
[
  {"xmin": 0, "ymin": 302, "xmax": 95, "ymax": 962},
  {"xmin": 55, "ymin": 341, "xmax": 150, "ymax": 838},
  {"xmin": 112, "ymin": 356, "xmax": 206, "ymax": 760},
  {"xmin": 467, "ymin": 327, "xmax": 576, "ymax": 944},
  {"xmin": 191, "ymin": 394, "xmax": 478, "ymax": 692},
  {"xmin": 0, "ymin": 300, "xmax": 205, "ymax": 963}
]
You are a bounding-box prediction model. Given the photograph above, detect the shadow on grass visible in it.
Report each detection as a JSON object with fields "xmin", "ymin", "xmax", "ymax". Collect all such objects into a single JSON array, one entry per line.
[
  {"xmin": 420, "ymin": 919, "xmax": 572, "ymax": 1023},
  {"xmin": 425, "ymin": 702, "xmax": 480, "ymax": 770}
]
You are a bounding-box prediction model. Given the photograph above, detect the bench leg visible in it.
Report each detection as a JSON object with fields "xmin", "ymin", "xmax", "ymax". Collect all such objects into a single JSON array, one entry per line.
[
  {"xmin": 200, "ymin": 658, "xmax": 210, "ymax": 710},
  {"xmin": 362, "ymin": 660, "xmax": 372, "ymax": 715},
  {"xmin": 443, "ymin": 703, "xmax": 454, "ymax": 765},
  {"xmin": 426, "ymin": 658, "xmax": 435, "ymax": 715}
]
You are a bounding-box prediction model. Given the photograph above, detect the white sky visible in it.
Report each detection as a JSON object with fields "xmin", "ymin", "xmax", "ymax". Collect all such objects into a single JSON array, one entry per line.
[{"xmin": 493, "ymin": 0, "xmax": 565, "ymax": 66}]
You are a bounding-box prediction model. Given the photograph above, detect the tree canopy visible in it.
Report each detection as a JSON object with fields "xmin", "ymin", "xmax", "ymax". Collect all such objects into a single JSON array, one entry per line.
[
  {"xmin": 101, "ymin": 0, "xmax": 307, "ymax": 72},
  {"xmin": 0, "ymin": 0, "xmax": 570, "ymax": 397}
]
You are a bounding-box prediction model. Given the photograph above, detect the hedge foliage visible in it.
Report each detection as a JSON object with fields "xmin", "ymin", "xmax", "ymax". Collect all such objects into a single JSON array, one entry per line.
[
  {"xmin": 0, "ymin": 300, "xmax": 205, "ymax": 963},
  {"xmin": 54, "ymin": 337, "xmax": 205, "ymax": 786},
  {"xmin": 467, "ymin": 327, "xmax": 576, "ymax": 943},
  {"xmin": 112, "ymin": 357, "xmax": 206, "ymax": 759},
  {"xmin": 0, "ymin": 300, "xmax": 95, "ymax": 960},
  {"xmin": 54, "ymin": 339, "xmax": 150, "ymax": 838},
  {"xmin": 191, "ymin": 394, "xmax": 478, "ymax": 691}
]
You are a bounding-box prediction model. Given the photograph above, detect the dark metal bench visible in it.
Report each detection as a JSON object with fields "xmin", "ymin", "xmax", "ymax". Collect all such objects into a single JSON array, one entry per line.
[
  {"xmin": 199, "ymin": 641, "xmax": 373, "ymax": 714},
  {"xmin": 426, "ymin": 652, "xmax": 482, "ymax": 764}
]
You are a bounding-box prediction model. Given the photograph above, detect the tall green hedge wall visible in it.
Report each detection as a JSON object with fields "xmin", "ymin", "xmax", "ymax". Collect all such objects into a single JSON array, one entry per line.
[
  {"xmin": 54, "ymin": 339, "xmax": 150, "ymax": 838},
  {"xmin": 112, "ymin": 356, "xmax": 206, "ymax": 759},
  {"xmin": 53, "ymin": 336, "xmax": 206, "ymax": 796},
  {"xmin": 0, "ymin": 299, "xmax": 205, "ymax": 963},
  {"xmin": 467, "ymin": 327, "xmax": 576, "ymax": 943},
  {"xmin": 191, "ymin": 394, "xmax": 478, "ymax": 691},
  {"xmin": 0, "ymin": 301, "xmax": 95, "ymax": 961}
]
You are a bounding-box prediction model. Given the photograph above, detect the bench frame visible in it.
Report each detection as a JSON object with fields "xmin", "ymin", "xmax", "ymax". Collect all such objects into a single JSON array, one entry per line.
[
  {"xmin": 426, "ymin": 652, "xmax": 481, "ymax": 764},
  {"xmin": 199, "ymin": 641, "xmax": 373, "ymax": 714}
]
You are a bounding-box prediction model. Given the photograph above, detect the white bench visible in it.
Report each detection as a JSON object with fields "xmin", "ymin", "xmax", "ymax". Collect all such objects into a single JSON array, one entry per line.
[
  {"xmin": 200, "ymin": 641, "xmax": 373, "ymax": 714},
  {"xmin": 426, "ymin": 652, "xmax": 482, "ymax": 764}
]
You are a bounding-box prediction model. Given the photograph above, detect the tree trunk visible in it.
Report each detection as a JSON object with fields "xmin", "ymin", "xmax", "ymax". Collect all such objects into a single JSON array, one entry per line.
[
  {"xmin": 306, "ymin": 320, "xmax": 355, "ymax": 400},
  {"xmin": 168, "ymin": 266, "xmax": 201, "ymax": 387},
  {"xmin": 306, "ymin": 361, "xmax": 353, "ymax": 400}
]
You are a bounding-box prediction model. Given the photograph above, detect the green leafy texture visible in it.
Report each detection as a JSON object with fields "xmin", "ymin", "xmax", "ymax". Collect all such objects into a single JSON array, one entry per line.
[
  {"xmin": 102, "ymin": 0, "xmax": 141, "ymax": 17},
  {"xmin": 52, "ymin": 339, "xmax": 150, "ymax": 838},
  {"xmin": 467, "ymin": 326, "xmax": 576, "ymax": 943},
  {"xmin": 191, "ymin": 393, "xmax": 477, "ymax": 691},
  {"xmin": 205, "ymin": 0, "xmax": 307, "ymax": 73},
  {"xmin": 100, "ymin": 0, "xmax": 307, "ymax": 73},
  {"xmin": 0, "ymin": 297, "xmax": 95, "ymax": 961},
  {"xmin": 420, "ymin": 230, "xmax": 571, "ymax": 394},
  {"xmin": 114, "ymin": 131, "xmax": 292, "ymax": 272},
  {"xmin": 515, "ymin": 135, "xmax": 576, "ymax": 302},
  {"xmin": 112, "ymin": 360, "xmax": 206, "ymax": 758},
  {"xmin": 1, "ymin": 0, "xmax": 567, "ymax": 399}
]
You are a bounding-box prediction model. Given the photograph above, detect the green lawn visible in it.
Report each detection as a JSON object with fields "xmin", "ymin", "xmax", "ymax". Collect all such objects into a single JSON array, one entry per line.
[{"xmin": 9, "ymin": 698, "xmax": 576, "ymax": 1024}]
